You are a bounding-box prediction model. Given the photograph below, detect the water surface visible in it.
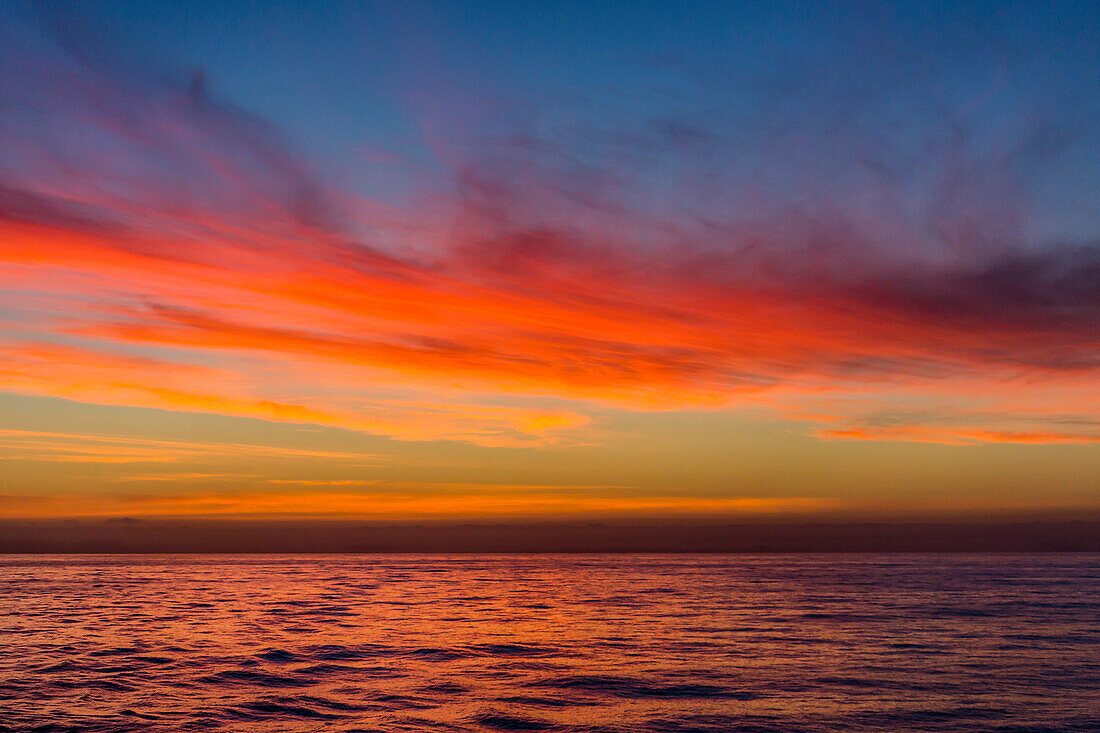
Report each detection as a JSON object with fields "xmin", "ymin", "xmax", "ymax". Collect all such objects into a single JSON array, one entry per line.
[{"xmin": 2, "ymin": 554, "xmax": 1098, "ymax": 732}]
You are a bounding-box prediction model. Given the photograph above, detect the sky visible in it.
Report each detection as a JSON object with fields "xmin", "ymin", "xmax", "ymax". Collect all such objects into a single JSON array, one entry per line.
[{"xmin": 1, "ymin": 0, "xmax": 1098, "ymax": 521}]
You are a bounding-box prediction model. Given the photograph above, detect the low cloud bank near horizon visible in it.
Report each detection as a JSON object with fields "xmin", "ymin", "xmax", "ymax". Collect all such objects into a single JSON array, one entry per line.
[{"xmin": 2, "ymin": 518, "xmax": 1098, "ymax": 553}]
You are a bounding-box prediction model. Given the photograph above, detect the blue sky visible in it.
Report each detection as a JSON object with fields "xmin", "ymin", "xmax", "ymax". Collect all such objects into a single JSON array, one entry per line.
[{"xmin": 33, "ymin": 0, "xmax": 1100, "ymax": 239}]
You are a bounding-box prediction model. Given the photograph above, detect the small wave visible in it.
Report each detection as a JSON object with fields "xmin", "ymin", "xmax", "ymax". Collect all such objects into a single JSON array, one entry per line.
[
  {"xmin": 645, "ymin": 714, "xmax": 776, "ymax": 733},
  {"xmin": 290, "ymin": 662, "xmax": 363, "ymax": 675},
  {"xmin": 403, "ymin": 647, "xmax": 473, "ymax": 662},
  {"xmin": 87, "ymin": 645, "xmax": 148, "ymax": 657},
  {"xmin": 295, "ymin": 694, "xmax": 379, "ymax": 712},
  {"xmin": 422, "ymin": 681, "xmax": 470, "ymax": 694},
  {"xmin": 531, "ymin": 675, "xmax": 755, "ymax": 700},
  {"xmin": 241, "ymin": 700, "xmax": 342, "ymax": 720},
  {"xmin": 496, "ymin": 695, "xmax": 573, "ymax": 708},
  {"xmin": 199, "ymin": 669, "xmax": 315, "ymax": 688},
  {"xmin": 305, "ymin": 643, "xmax": 394, "ymax": 661},
  {"xmin": 256, "ymin": 648, "xmax": 298, "ymax": 663},
  {"xmin": 469, "ymin": 643, "xmax": 559, "ymax": 658},
  {"xmin": 362, "ymin": 692, "xmax": 437, "ymax": 710},
  {"xmin": 131, "ymin": 655, "xmax": 173, "ymax": 664},
  {"xmin": 471, "ymin": 712, "xmax": 556, "ymax": 730}
]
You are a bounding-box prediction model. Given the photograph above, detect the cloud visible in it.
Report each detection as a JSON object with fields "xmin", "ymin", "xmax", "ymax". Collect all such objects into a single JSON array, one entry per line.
[
  {"xmin": 1, "ymin": 3, "xmax": 1098, "ymax": 446},
  {"xmin": 0, "ymin": 428, "xmax": 384, "ymax": 464},
  {"xmin": 0, "ymin": 343, "xmax": 591, "ymax": 446},
  {"xmin": 815, "ymin": 426, "xmax": 1100, "ymax": 446},
  {"xmin": 0, "ymin": 486, "xmax": 837, "ymax": 519}
]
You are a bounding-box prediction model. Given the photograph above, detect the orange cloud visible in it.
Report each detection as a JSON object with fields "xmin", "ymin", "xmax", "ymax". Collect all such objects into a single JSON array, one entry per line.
[
  {"xmin": 4, "ymin": 210, "xmax": 1097, "ymax": 447},
  {"xmin": 0, "ymin": 341, "xmax": 593, "ymax": 446},
  {"xmin": 0, "ymin": 488, "xmax": 837, "ymax": 519},
  {"xmin": 0, "ymin": 429, "xmax": 384, "ymax": 463},
  {"xmin": 816, "ymin": 426, "xmax": 1100, "ymax": 446}
]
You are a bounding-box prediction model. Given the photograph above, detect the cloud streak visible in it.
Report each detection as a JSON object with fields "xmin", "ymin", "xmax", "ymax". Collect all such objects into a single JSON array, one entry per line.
[
  {"xmin": 0, "ymin": 428, "xmax": 384, "ymax": 464},
  {"xmin": 0, "ymin": 488, "xmax": 835, "ymax": 519}
]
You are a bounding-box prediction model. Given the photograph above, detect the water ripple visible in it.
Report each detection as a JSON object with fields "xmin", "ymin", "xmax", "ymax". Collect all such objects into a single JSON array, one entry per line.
[{"xmin": 1, "ymin": 554, "xmax": 1098, "ymax": 732}]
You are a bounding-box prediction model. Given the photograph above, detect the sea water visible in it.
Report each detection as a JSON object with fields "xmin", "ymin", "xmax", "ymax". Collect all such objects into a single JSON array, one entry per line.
[{"xmin": 1, "ymin": 554, "xmax": 1098, "ymax": 732}]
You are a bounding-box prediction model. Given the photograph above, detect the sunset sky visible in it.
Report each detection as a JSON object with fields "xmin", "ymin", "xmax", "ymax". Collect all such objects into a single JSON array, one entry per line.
[{"xmin": 2, "ymin": 0, "xmax": 1098, "ymax": 521}]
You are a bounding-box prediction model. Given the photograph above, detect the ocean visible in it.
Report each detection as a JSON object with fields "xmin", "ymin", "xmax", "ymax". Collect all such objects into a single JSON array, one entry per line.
[{"xmin": 1, "ymin": 554, "xmax": 1098, "ymax": 732}]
